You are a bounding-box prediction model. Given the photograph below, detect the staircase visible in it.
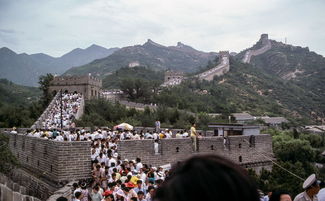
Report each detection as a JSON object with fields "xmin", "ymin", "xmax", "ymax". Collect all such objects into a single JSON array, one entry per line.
[{"xmin": 31, "ymin": 93, "xmax": 85, "ymax": 129}]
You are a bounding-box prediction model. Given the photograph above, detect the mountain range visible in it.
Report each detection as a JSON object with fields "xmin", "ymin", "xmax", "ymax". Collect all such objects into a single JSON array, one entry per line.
[
  {"xmin": 86, "ymin": 35, "xmax": 324, "ymax": 123},
  {"xmin": 0, "ymin": 45, "xmax": 118, "ymax": 86},
  {"xmin": 1, "ymin": 34, "xmax": 324, "ymax": 123},
  {"xmin": 63, "ymin": 39, "xmax": 218, "ymax": 76}
]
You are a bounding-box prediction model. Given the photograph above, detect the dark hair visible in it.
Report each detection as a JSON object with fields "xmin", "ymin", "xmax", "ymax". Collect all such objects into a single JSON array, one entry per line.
[
  {"xmin": 154, "ymin": 154, "xmax": 260, "ymax": 201},
  {"xmin": 72, "ymin": 182, "xmax": 78, "ymax": 189},
  {"xmin": 130, "ymin": 197, "xmax": 138, "ymax": 201},
  {"xmin": 269, "ymin": 191, "xmax": 290, "ymax": 201},
  {"xmin": 56, "ymin": 197, "xmax": 68, "ymax": 201},
  {"xmin": 137, "ymin": 191, "xmax": 144, "ymax": 195},
  {"xmin": 75, "ymin": 191, "xmax": 82, "ymax": 199},
  {"xmin": 148, "ymin": 186, "xmax": 155, "ymax": 192},
  {"xmin": 93, "ymin": 185, "xmax": 100, "ymax": 191},
  {"xmin": 106, "ymin": 194, "xmax": 115, "ymax": 200}
]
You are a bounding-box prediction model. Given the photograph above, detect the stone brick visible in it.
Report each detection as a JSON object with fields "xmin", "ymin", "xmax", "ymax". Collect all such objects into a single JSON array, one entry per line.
[
  {"xmin": 13, "ymin": 183, "xmax": 20, "ymax": 192},
  {"xmin": 2, "ymin": 185, "xmax": 13, "ymax": 201},
  {"xmin": 20, "ymin": 186, "xmax": 27, "ymax": 195}
]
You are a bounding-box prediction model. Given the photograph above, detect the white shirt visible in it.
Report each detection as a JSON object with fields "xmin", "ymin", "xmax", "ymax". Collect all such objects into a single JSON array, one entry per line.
[
  {"xmin": 294, "ymin": 191, "xmax": 318, "ymax": 201},
  {"xmin": 317, "ymin": 188, "xmax": 325, "ymax": 201},
  {"xmin": 55, "ymin": 135, "xmax": 64, "ymax": 141},
  {"xmin": 136, "ymin": 162, "xmax": 143, "ymax": 171}
]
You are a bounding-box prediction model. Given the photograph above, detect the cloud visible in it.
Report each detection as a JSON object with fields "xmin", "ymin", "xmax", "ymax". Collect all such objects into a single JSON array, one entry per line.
[{"xmin": 0, "ymin": 0, "xmax": 324, "ymax": 56}]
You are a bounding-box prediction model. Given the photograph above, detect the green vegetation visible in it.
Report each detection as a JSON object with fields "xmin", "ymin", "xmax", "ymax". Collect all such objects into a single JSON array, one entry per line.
[
  {"xmin": 38, "ymin": 73, "xmax": 54, "ymax": 107},
  {"xmin": 244, "ymin": 41, "xmax": 325, "ymax": 121},
  {"xmin": 0, "ymin": 75, "xmax": 54, "ymax": 128},
  {"xmin": 250, "ymin": 129, "xmax": 325, "ymax": 196},
  {"xmin": 0, "ymin": 79, "xmax": 43, "ymax": 127},
  {"xmin": 0, "ymin": 133, "xmax": 19, "ymax": 173},
  {"xmin": 103, "ymin": 66, "xmax": 164, "ymax": 89},
  {"xmin": 116, "ymin": 54, "xmax": 325, "ymax": 124},
  {"xmin": 75, "ymin": 98, "xmax": 223, "ymax": 130},
  {"xmin": 116, "ymin": 57, "xmax": 315, "ymax": 124}
]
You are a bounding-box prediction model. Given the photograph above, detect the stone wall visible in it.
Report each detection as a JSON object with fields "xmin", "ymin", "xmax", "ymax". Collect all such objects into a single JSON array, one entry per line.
[
  {"xmin": 0, "ymin": 172, "xmax": 42, "ymax": 201},
  {"xmin": 117, "ymin": 134, "xmax": 273, "ymax": 171},
  {"xmin": 5, "ymin": 133, "xmax": 92, "ymax": 184},
  {"xmin": 196, "ymin": 51, "xmax": 230, "ymax": 81}
]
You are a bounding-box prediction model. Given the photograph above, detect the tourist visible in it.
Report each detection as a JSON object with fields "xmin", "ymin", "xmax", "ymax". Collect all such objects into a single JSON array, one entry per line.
[
  {"xmin": 145, "ymin": 186, "xmax": 155, "ymax": 201},
  {"xmin": 93, "ymin": 164, "xmax": 105, "ymax": 187},
  {"xmin": 154, "ymin": 140, "xmax": 159, "ymax": 154},
  {"xmin": 190, "ymin": 123, "xmax": 198, "ymax": 151},
  {"xmin": 10, "ymin": 127, "xmax": 17, "ymax": 134},
  {"xmin": 74, "ymin": 191, "xmax": 83, "ymax": 201},
  {"xmin": 134, "ymin": 180, "xmax": 146, "ymax": 194},
  {"xmin": 270, "ymin": 191, "xmax": 292, "ymax": 201},
  {"xmin": 81, "ymin": 182, "xmax": 90, "ymax": 201},
  {"xmin": 262, "ymin": 191, "xmax": 272, "ymax": 201},
  {"xmin": 155, "ymin": 120, "xmax": 160, "ymax": 132},
  {"xmin": 56, "ymin": 197, "xmax": 68, "ymax": 201},
  {"xmin": 294, "ymin": 174, "xmax": 320, "ymax": 201},
  {"xmin": 135, "ymin": 158, "xmax": 143, "ymax": 171},
  {"xmin": 137, "ymin": 191, "xmax": 147, "ymax": 201},
  {"xmin": 102, "ymin": 193, "xmax": 115, "ymax": 201},
  {"xmin": 317, "ymin": 182, "xmax": 325, "ymax": 201},
  {"xmin": 154, "ymin": 154, "xmax": 260, "ymax": 201},
  {"xmin": 91, "ymin": 185, "xmax": 103, "ymax": 201}
]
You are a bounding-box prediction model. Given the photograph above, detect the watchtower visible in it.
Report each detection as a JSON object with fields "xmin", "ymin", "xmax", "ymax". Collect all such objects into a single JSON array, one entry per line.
[
  {"xmin": 218, "ymin": 51, "xmax": 229, "ymax": 58},
  {"xmin": 260, "ymin": 34, "xmax": 269, "ymax": 45},
  {"xmin": 49, "ymin": 75, "xmax": 102, "ymax": 100}
]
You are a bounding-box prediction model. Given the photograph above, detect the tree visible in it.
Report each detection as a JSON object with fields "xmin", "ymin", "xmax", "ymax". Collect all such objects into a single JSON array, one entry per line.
[
  {"xmin": 39, "ymin": 73, "xmax": 54, "ymax": 107},
  {"xmin": 273, "ymin": 136, "xmax": 316, "ymax": 163},
  {"xmin": 0, "ymin": 133, "xmax": 19, "ymax": 173},
  {"xmin": 119, "ymin": 78, "xmax": 152, "ymax": 101}
]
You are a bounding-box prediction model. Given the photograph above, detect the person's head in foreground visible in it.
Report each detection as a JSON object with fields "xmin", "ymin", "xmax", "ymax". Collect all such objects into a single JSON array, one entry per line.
[
  {"xmin": 154, "ymin": 154, "xmax": 260, "ymax": 201},
  {"xmin": 269, "ymin": 191, "xmax": 292, "ymax": 201}
]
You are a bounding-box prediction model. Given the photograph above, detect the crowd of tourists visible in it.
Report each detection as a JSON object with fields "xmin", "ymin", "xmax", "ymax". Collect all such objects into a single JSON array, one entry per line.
[
  {"xmin": 24, "ymin": 127, "xmax": 191, "ymax": 141},
  {"xmin": 9, "ymin": 125, "xmax": 325, "ymax": 201},
  {"xmin": 7, "ymin": 94, "xmax": 325, "ymax": 201},
  {"xmin": 40, "ymin": 93, "xmax": 82, "ymax": 129}
]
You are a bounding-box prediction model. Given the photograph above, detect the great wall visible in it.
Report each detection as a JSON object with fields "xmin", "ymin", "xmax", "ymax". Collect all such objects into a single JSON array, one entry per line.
[
  {"xmin": 1, "ymin": 125, "xmax": 274, "ymax": 201},
  {"xmin": 0, "ymin": 34, "xmax": 275, "ymax": 201},
  {"xmin": 242, "ymin": 34, "xmax": 272, "ymax": 64},
  {"xmin": 196, "ymin": 51, "xmax": 230, "ymax": 81}
]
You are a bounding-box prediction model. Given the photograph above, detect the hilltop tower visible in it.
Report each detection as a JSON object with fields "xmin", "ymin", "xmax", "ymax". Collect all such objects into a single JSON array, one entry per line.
[
  {"xmin": 260, "ymin": 34, "xmax": 269, "ymax": 45},
  {"xmin": 218, "ymin": 51, "xmax": 230, "ymax": 58},
  {"xmin": 49, "ymin": 75, "xmax": 102, "ymax": 99}
]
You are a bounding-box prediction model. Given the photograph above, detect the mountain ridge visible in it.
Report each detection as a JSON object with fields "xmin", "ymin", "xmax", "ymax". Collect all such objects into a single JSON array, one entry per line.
[
  {"xmin": 0, "ymin": 45, "xmax": 119, "ymax": 86},
  {"xmin": 63, "ymin": 39, "xmax": 218, "ymax": 76}
]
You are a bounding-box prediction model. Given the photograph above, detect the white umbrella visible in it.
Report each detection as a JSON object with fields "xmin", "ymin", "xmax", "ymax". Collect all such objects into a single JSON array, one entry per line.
[{"xmin": 114, "ymin": 123, "xmax": 134, "ymax": 131}]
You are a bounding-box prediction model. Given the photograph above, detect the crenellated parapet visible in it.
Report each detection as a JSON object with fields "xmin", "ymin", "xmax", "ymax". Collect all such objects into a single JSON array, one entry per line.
[
  {"xmin": 4, "ymin": 132, "xmax": 92, "ymax": 184},
  {"xmin": 117, "ymin": 134, "xmax": 273, "ymax": 172}
]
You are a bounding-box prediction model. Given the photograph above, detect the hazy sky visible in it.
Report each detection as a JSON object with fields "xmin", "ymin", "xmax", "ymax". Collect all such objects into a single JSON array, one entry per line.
[{"xmin": 0, "ymin": 0, "xmax": 324, "ymax": 57}]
